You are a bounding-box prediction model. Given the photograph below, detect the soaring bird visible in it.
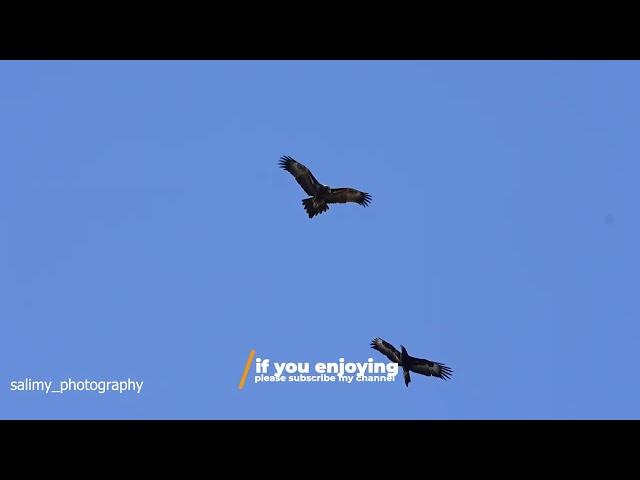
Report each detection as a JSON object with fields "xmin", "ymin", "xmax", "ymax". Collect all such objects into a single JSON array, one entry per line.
[
  {"xmin": 370, "ymin": 337, "xmax": 453, "ymax": 387},
  {"xmin": 279, "ymin": 155, "xmax": 372, "ymax": 218}
]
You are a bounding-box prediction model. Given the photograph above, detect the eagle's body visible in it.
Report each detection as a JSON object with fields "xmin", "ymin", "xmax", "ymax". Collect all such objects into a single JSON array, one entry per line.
[
  {"xmin": 371, "ymin": 337, "xmax": 453, "ymax": 387},
  {"xmin": 279, "ymin": 155, "xmax": 371, "ymax": 218}
]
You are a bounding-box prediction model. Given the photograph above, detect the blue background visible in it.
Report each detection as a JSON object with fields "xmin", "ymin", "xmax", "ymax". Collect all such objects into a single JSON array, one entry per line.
[{"xmin": 1, "ymin": 60, "xmax": 638, "ymax": 419}]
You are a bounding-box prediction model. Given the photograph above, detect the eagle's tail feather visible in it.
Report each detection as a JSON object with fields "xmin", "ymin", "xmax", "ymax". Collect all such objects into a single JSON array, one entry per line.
[
  {"xmin": 302, "ymin": 198, "xmax": 328, "ymax": 219},
  {"xmin": 403, "ymin": 367, "xmax": 411, "ymax": 387}
]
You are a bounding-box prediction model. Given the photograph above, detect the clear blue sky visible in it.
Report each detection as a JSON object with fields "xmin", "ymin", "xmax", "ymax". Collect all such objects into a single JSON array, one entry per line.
[{"xmin": 1, "ymin": 60, "xmax": 638, "ymax": 419}]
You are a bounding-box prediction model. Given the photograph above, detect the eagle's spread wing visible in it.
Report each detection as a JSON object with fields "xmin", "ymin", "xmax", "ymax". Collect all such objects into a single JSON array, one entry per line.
[
  {"xmin": 326, "ymin": 188, "xmax": 372, "ymax": 207},
  {"xmin": 408, "ymin": 358, "xmax": 453, "ymax": 380},
  {"xmin": 279, "ymin": 155, "xmax": 322, "ymax": 197},
  {"xmin": 370, "ymin": 337, "xmax": 401, "ymax": 364}
]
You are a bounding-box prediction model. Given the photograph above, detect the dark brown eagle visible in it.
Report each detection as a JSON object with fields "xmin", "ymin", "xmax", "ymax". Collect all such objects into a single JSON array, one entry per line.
[
  {"xmin": 370, "ymin": 337, "xmax": 453, "ymax": 387},
  {"xmin": 279, "ymin": 155, "xmax": 372, "ymax": 218}
]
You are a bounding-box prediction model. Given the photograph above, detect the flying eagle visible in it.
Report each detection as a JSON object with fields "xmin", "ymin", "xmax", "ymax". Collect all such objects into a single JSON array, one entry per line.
[
  {"xmin": 279, "ymin": 155, "xmax": 372, "ymax": 218},
  {"xmin": 370, "ymin": 337, "xmax": 453, "ymax": 387}
]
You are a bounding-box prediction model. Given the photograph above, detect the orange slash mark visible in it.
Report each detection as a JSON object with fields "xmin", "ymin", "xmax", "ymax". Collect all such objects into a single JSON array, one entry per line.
[{"xmin": 238, "ymin": 349, "xmax": 256, "ymax": 390}]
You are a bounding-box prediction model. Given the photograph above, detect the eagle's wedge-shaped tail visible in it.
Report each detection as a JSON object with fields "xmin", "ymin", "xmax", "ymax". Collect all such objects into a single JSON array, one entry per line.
[
  {"xmin": 302, "ymin": 197, "xmax": 329, "ymax": 219},
  {"xmin": 402, "ymin": 366, "xmax": 411, "ymax": 387}
]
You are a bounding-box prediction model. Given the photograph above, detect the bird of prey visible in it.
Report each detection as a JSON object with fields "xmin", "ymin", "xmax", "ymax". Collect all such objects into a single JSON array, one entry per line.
[
  {"xmin": 279, "ymin": 155, "xmax": 372, "ymax": 218},
  {"xmin": 370, "ymin": 337, "xmax": 453, "ymax": 387}
]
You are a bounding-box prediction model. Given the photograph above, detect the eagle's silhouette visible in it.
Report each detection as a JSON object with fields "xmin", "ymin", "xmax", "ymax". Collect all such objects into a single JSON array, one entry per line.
[
  {"xmin": 371, "ymin": 337, "xmax": 453, "ymax": 387},
  {"xmin": 279, "ymin": 155, "xmax": 371, "ymax": 218}
]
